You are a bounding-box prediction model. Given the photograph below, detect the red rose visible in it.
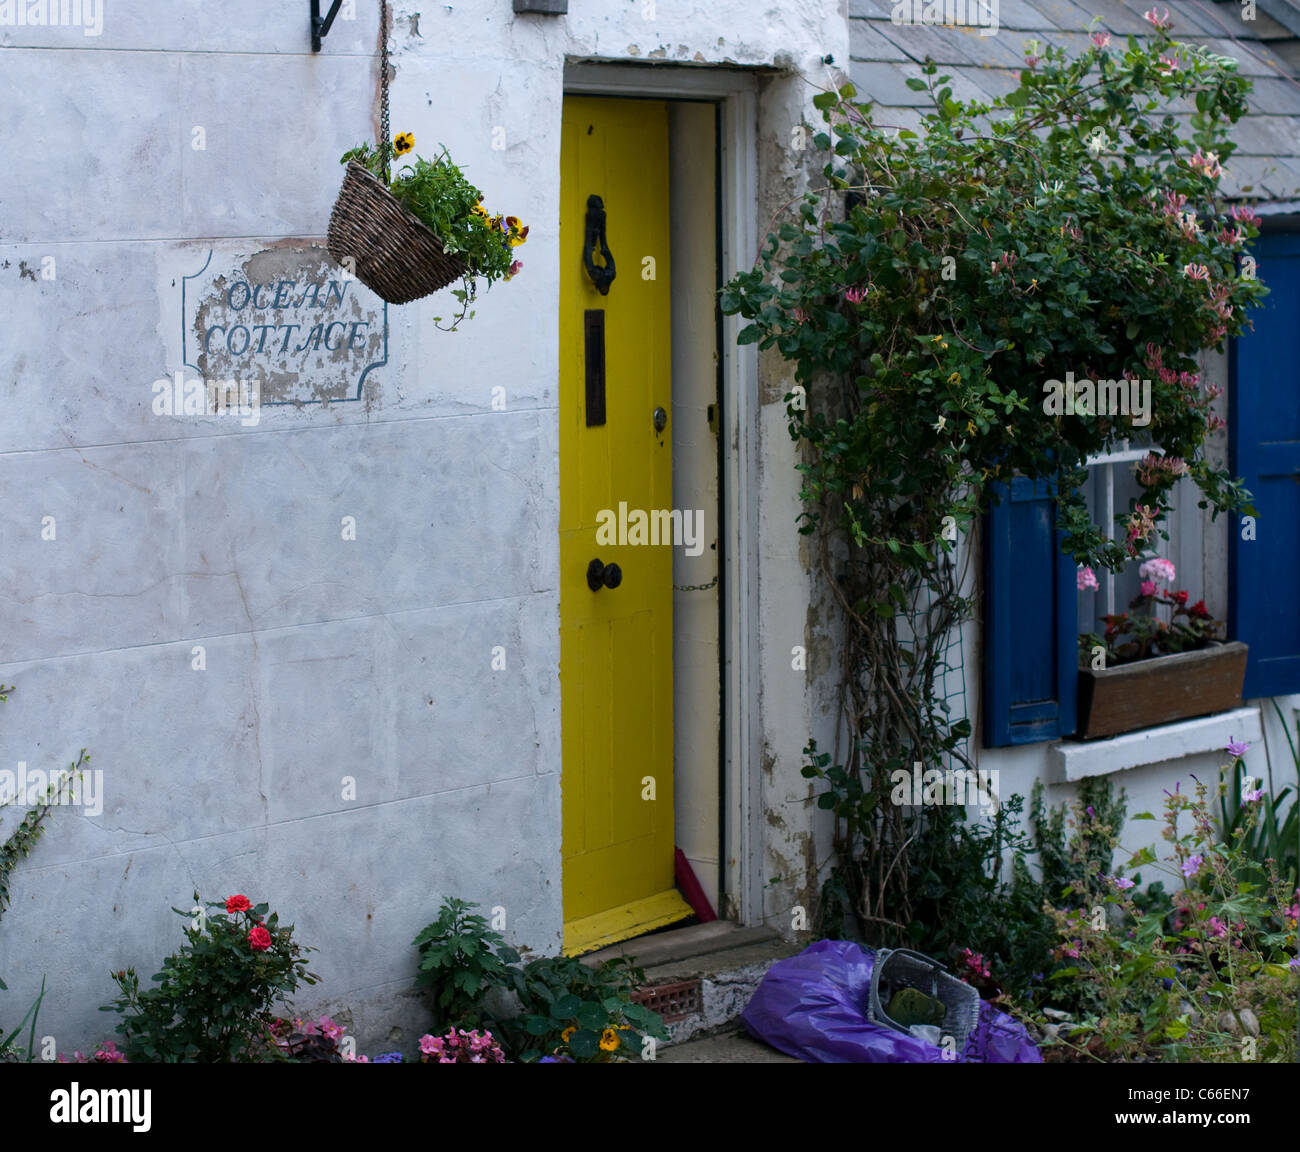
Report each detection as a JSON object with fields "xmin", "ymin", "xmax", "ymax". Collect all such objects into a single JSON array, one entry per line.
[
  {"xmin": 1171, "ymin": 590, "xmax": 1189, "ymax": 605},
  {"xmin": 248, "ymin": 925, "xmax": 272, "ymax": 952},
  {"xmin": 226, "ymin": 895, "xmax": 252, "ymax": 915}
]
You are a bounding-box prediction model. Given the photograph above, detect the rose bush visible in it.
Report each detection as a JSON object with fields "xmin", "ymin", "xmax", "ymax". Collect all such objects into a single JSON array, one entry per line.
[{"xmin": 102, "ymin": 892, "xmax": 318, "ymax": 1062}]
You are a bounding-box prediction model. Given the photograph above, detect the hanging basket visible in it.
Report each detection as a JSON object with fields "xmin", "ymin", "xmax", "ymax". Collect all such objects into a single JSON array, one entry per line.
[{"xmin": 327, "ymin": 161, "xmax": 468, "ymax": 305}]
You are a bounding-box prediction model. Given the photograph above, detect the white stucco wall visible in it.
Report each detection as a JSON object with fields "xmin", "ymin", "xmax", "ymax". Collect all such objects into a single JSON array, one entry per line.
[{"xmin": 0, "ymin": 0, "xmax": 845, "ymax": 1054}]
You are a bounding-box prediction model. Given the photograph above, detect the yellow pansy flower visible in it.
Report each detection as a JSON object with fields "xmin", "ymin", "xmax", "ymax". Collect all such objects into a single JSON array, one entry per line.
[{"xmin": 393, "ymin": 132, "xmax": 414, "ymax": 156}]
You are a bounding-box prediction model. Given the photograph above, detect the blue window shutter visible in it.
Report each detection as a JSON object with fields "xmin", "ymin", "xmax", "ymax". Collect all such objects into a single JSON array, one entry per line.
[
  {"xmin": 1230, "ymin": 233, "xmax": 1300, "ymax": 698},
  {"xmin": 983, "ymin": 476, "xmax": 1078, "ymax": 746}
]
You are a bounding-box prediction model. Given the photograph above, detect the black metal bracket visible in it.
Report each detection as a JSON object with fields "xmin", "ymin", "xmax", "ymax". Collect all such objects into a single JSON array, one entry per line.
[{"xmin": 311, "ymin": 0, "xmax": 346, "ymax": 52}]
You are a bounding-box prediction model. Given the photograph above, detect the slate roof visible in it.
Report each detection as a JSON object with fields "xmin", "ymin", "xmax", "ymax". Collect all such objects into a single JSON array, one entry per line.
[{"xmin": 848, "ymin": 0, "xmax": 1300, "ymax": 200}]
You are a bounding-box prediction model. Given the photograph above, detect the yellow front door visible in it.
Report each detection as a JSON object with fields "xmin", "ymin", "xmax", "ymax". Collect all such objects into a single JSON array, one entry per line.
[{"xmin": 559, "ymin": 96, "xmax": 692, "ymax": 955}]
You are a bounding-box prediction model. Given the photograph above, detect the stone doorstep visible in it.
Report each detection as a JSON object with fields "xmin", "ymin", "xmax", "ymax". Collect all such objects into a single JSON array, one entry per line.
[
  {"xmin": 594, "ymin": 925, "xmax": 807, "ymax": 1048},
  {"xmin": 580, "ymin": 920, "xmax": 785, "ymax": 970}
]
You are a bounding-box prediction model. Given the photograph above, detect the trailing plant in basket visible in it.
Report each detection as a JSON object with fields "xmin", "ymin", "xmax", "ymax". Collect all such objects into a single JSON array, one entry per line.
[
  {"xmin": 341, "ymin": 134, "xmax": 526, "ymax": 328},
  {"xmin": 723, "ymin": 14, "xmax": 1264, "ymax": 947}
]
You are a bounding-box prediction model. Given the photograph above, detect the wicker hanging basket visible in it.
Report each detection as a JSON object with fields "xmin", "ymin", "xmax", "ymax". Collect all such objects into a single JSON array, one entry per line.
[{"xmin": 326, "ymin": 161, "xmax": 468, "ymax": 305}]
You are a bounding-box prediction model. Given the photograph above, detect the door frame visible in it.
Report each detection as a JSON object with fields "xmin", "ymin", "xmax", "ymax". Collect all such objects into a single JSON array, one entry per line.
[{"xmin": 562, "ymin": 62, "xmax": 764, "ymax": 927}]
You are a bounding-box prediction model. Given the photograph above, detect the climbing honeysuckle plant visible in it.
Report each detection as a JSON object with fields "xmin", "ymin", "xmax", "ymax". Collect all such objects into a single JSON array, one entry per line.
[
  {"xmin": 720, "ymin": 19, "xmax": 1267, "ymax": 948},
  {"xmin": 724, "ymin": 25, "xmax": 1264, "ymax": 572}
]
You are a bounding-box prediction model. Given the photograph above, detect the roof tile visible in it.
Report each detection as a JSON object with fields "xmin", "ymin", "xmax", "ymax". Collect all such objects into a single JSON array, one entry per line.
[
  {"xmin": 1226, "ymin": 113, "xmax": 1300, "ymax": 156},
  {"xmin": 1017, "ymin": 0, "xmax": 1100, "ymax": 33},
  {"xmin": 878, "ymin": 21, "xmax": 985, "ymax": 65},
  {"xmin": 1053, "ymin": 0, "xmax": 1150, "ymax": 36},
  {"xmin": 948, "ymin": 24, "xmax": 1030, "ymax": 68},
  {"xmin": 849, "ymin": 59, "xmax": 942, "ymax": 105},
  {"xmin": 850, "ymin": 18, "xmax": 911, "ymax": 62},
  {"xmin": 848, "ymin": 0, "xmax": 896, "ymax": 18},
  {"xmin": 1242, "ymin": 75, "xmax": 1300, "ymax": 114}
]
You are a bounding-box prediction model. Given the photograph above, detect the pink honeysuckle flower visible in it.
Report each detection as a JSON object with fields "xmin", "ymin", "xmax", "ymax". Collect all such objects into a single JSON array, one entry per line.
[
  {"xmin": 1160, "ymin": 190, "xmax": 1187, "ymax": 218},
  {"xmin": 1143, "ymin": 7, "xmax": 1173, "ymax": 32},
  {"xmin": 1156, "ymin": 55, "xmax": 1180, "ymax": 74},
  {"xmin": 1091, "ymin": 31, "xmax": 1111, "ymax": 49},
  {"xmin": 1182, "ymin": 262, "xmax": 1210, "ymax": 281},
  {"xmin": 1190, "ymin": 149, "xmax": 1224, "ymax": 180},
  {"xmin": 1230, "ymin": 204, "xmax": 1262, "ymax": 228},
  {"xmin": 844, "ymin": 286, "xmax": 867, "ymax": 304}
]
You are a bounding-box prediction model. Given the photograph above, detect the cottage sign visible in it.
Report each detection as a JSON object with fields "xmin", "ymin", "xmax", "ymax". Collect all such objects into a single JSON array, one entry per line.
[{"xmin": 182, "ymin": 246, "xmax": 387, "ymax": 407}]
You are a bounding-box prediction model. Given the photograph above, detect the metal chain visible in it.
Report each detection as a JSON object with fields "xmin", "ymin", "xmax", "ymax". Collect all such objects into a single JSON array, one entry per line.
[
  {"xmin": 673, "ymin": 575, "xmax": 719, "ymax": 592},
  {"xmin": 379, "ymin": 0, "xmax": 390, "ymax": 183}
]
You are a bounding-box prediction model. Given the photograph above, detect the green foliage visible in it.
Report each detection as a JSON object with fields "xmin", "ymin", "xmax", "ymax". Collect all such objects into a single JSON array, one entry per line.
[
  {"xmin": 412, "ymin": 897, "xmax": 510, "ymax": 1028},
  {"xmin": 0, "ymin": 975, "xmax": 44, "ymax": 1063},
  {"xmin": 807, "ymin": 750, "xmax": 1134, "ymax": 1007},
  {"xmin": 411, "ymin": 898, "xmax": 668, "ymax": 1062},
  {"xmin": 1031, "ymin": 776, "xmax": 1129, "ymax": 907},
  {"xmin": 499, "ymin": 953, "xmax": 668, "ymax": 1063},
  {"xmin": 0, "ymin": 687, "xmax": 91, "ymax": 925},
  {"xmin": 723, "ymin": 41, "xmax": 1262, "ymax": 569},
  {"xmin": 101, "ymin": 894, "xmax": 318, "ymax": 1062},
  {"xmin": 725, "ymin": 25, "xmax": 1266, "ymax": 976},
  {"xmin": 1218, "ymin": 731, "xmax": 1298, "ymax": 891},
  {"xmin": 1028, "ymin": 776, "xmax": 1299, "ymax": 1062}
]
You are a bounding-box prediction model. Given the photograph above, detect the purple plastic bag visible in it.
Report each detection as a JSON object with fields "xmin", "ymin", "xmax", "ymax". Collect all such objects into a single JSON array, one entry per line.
[{"xmin": 741, "ymin": 939, "xmax": 1041, "ymax": 1063}]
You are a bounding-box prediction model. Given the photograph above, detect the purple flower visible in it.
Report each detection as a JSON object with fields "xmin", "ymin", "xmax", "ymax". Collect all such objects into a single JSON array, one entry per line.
[
  {"xmin": 1182, "ymin": 854, "xmax": 1203, "ymax": 878},
  {"xmin": 1225, "ymin": 740, "xmax": 1250, "ymax": 758},
  {"xmin": 1113, "ymin": 876, "xmax": 1135, "ymax": 890},
  {"xmin": 1290, "ymin": 957, "xmax": 1300, "ymax": 973},
  {"xmin": 372, "ymin": 1051, "xmax": 403, "ymax": 1063},
  {"xmin": 1206, "ymin": 916, "xmax": 1228, "ymax": 938}
]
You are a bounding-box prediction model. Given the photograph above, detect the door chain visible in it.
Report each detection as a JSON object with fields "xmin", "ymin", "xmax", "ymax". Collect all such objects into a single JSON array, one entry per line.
[{"xmin": 672, "ymin": 575, "xmax": 719, "ymax": 592}]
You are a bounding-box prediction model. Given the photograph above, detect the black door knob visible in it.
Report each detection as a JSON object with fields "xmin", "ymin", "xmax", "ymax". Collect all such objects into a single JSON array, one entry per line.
[{"xmin": 587, "ymin": 558, "xmax": 623, "ymax": 591}]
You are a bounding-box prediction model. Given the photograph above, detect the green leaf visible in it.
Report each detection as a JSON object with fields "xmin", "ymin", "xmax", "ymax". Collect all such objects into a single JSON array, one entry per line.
[
  {"xmin": 568, "ymin": 1030, "xmax": 600, "ymax": 1060},
  {"xmin": 552, "ymin": 993, "xmax": 582, "ymax": 1018},
  {"xmin": 905, "ymin": 77, "xmax": 928, "ymax": 92},
  {"xmin": 737, "ymin": 324, "xmax": 763, "ymax": 346},
  {"xmin": 576, "ymin": 1000, "xmax": 607, "ymax": 1031}
]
